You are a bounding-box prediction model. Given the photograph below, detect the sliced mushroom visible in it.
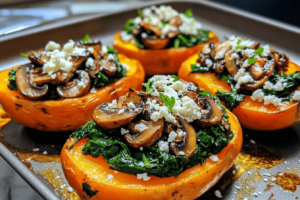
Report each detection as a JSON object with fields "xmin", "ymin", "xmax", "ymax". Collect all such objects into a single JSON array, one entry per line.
[
  {"xmin": 167, "ymin": 30, "xmax": 179, "ymax": 39},
  {"xmin": 142, "ymin": 38, "xmax": 170, "ymax": 49},
  {"xmin": 244, "ymin": 54, "xmax": 275, "ymax": 90},
  {"xmin": 69, "ymin": 52, "xmax": 90, "ymax": 73},
  {"xmin": 197, "ymin": 53, "xmax": 211, "ymax": 67},
  {"xmin": 169, "ymin": 116, "xmax": 197, "ymax": 158},
  {"xmin": 125, "ymin": 118, "xmax": 164, "ymax": 148},
  {"xmin": 98, "ymin": 59, "xmax": 118, "ymax": 76},
  {"xmin": 179, "ymin": 79, "xmax": 200, "ymax": 93},
  {"xmin": 16, "ymin": 64, "xmax": 48, "ymax": 100},
  {"xmin": 248, "ymin": 62, "xmax": 264, "ymax": 80},
  {"xmin": 169, "ymin": 16, "xmax": 182, "ymax": 27},
  {"xmin": 27, "ymin": 50, "xmax": 49, "ymax": 66},
  {"xmin": 164, "ymin": 122, "xmax": 184, "ymax": 143},
  {"xmin": 274, "ymin": 52, "xmax": 289, "ymax": 71},
  {"xmin": 30, "ymin": 68, "xmax": 74, "ymax": 85},
  {"xmin": 85, "ymin": 61, "xmax": 101, "ymax": 77},
  {"xmin": 249, "ymin": 42, "xmax": 260, "ymax": 49},
  {"xmin": 92, "ymin": 90, "xmax": 145, "ymax": 129},
  {"xmin": 81, "ymin": 40, "xmax": 102, "ymax": 61},
  {"xmin": 140, "ymin": 20, "xmax": 161, "ymax": 36},
  {"xmin": 56, "ymin": 70, "xmax": 91, "ymax": 98},
  {"xmin": 196, "ymin": 95, "xmax": 224, "ymax": 127},
  {"xmin": 214, "ymin": 60, "xmax": 225, "ymax": 73},
  {"xmin": 201, "ymin": 43, "xmax": 214, "ymax": 54},
  {"xmin": 224, "ymin": 51, "xmax": 238, "ymax": 77},
  {"xmin": 210, "ymin": 40, "xmax": 232, "ymax": 59}
]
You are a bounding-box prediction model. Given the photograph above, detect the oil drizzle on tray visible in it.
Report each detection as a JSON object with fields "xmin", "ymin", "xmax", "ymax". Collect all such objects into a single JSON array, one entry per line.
[
  {"xmin": 274, "ymin": 172, "xmax": 300, "ymax": 192},
  {"xmin": 41, "ymin": 166, "xmax": 80, "ymax": 200}
]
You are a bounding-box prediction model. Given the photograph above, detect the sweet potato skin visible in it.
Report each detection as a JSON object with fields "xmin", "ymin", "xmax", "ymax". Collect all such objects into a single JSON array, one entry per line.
[
  {"xmin": 61, "ymin": 111, "xmax": 242, "ymax": 200},
  {"xmin": 113, "ymin": 32, "xmax": 218, "ymax": 75},
  {"xmin": 0, "ymin": 54, "xmax": 145, "ymax": 132},
  {"xmin": 178, "ymin": 54, "xmax": 300, "ymax": 131}
]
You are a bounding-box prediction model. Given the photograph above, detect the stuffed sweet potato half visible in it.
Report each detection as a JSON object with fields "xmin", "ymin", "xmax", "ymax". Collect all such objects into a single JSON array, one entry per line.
[
  {"xmin": 0, "ymin": 37, "xmax": 145, "ymax": 131},
  {"xmin": 61, "ymin": 75, "xmax": 242, "ymax": 200},
  {"xmin": 113, "ymin": 6, "xmax": 218, "ymax": 75},
  {"xmin": 178, "ymin": 36, "xmax": 300, "ymax": 130}
]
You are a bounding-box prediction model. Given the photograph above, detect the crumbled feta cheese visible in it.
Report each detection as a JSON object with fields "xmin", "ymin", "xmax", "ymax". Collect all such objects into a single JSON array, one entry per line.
[
  {"xmin": 263, "ymin": 81, "xmax": 273, "ymax": 90},
  {"xmin": 271, "ymin": 177, "xmax": 276, "ymax": 181},
  {"xmin": 141, "ymin": 32, "xmax": 147, "ymax": 38},
  {"xmin": 210, "ymin": 155, "xmax": 219, "ymax": 161},
  {"xmin": 120, "ymin": 31, "xmax": 133, "ymax": 42},
  {"xmin": 108, "ymin": 99, "xmax": 117, "ymax": 109},
  {"xmin": 138, "ymin": 161, "xmax": 145, "ymax": 167},
  {"xmin": 205, "ymin": 59, "xmax": 213, "ymax": 68},
  {"xmin": 263, "ymin": 178, "xmax": 268, "ymax": 182},
  {"xmin": 235, "ymin": 73, "xmax": 254, "ymax": 89},
  {"xmin": 43, "ymin": 49, "xmax": 73, "ymax": 74},
  {"xmin": 178, "ymin": 151, "xmax": 185, "ymax": 155},
  {"xmin": 72, "ymin": 46, "xmax": 86, "ymax": 56},
  {"xmin": 118, "ymin": 109, "xmax": 125, "ymax": 114},
  {"xmin": 77, "ymin": 81, "xmax": 85, "ymax": 88},
  {"xmin": 121, "ymin": 128, "xmax": 129, "ymax": 135},
  {"xmin": 261, "ymin": 45, "xmax": 271, "ymax": 57},
  {"xmin": 87, "ymin": 47, "xmax": 94, "ymax": 54},
  {"xmin": 250, "ymin": 89, "xmax": 264, "ymax": 102},
  {"xmin": 50, "ymin": 74, "xmax": 57, "ymax": 80},
  {"xmin": 90, "ymin": 87, "xmax": 97, "ymax": 94},
  {"xmin": 168, "ymin": 131, "xmax": 178, "ymax": 142},
  {"xmin": 68, "ymin": 187, "xmax": 73, "ymax": 193},
  {"xmin": 136, "ymin": 173, "xmax": 151, "ymax": 181},
  {"xmin": 161, "ymin": 24, "xmax": 177, "ymax": 36},
  {"xmin": 263, "ymin": 95, "xmax": 282, "ymax": 106},
  {"xmin": 232, "ymin": 170, "xmax": 236, "ymax": 175},
  {"xmin": 214, "ymin": 190, "xmax": 222, "ymax": 198},
  {"xmin": 32, "ymin": 148, "xmax": 40, "ymax": 152},
  {"xmin": 279, "ymin": 173, "xmax": 283, "ymax": 176},
  {"xmin": 250, "ymin": 140, "xmax": 255, "ymax": 144},
  {"xmin": 134, "ymin": 16, "xmax": 141, "ymax": 24},
  {"xmin": 158, "ymin": 141, "xmax": 169, "ymax": 153},
  {"xmin": 273, "ymin": 81, "xmax": 285, "ymax": 91},
  {"xmin": 45, "ymin": 41, "xmax": 60, "ymax": 51},
  {"xmin": 292, "ymin": 91, "xmax": 300, "ymax": 101},
  {"xmin": 243, "ymin": 49, "xmax": 255, "ymax": 57},
  {"xmin": 215, "ymin": 50, "xmax": 226, "ymax": 60},
  {"xmin": 106, "ymin": 174, "xmax": 114, "ymax": 180},
  {"xmin": 248, "ymin": 171, "xmax": 252, "ymax": 175},
  {"xmin": 127, "ymin": 102, "xmax": 136, "ymax": 109},
  {"xmin": 114, "ymin": 170, "xmax": 118, "ymax": 173},
  {"xmin": 107, "ymin": 54, "xmax": 115, "ymax": 61},
  {"xmin": 230, "ymin": 52, "xmax": 239, "ymax": 60},
  {"xmin": 43, "ymin": 151, "xmax": 47, "ymax": 155},
  {"xmin": 140, "ymin": 147, "xmax": 143, "ymax": 151},
  {"xmin": 155, "ymin": 5, "xmax": 178, "ymax": 21},
  {"xmin": 134, "ymin": 123, "xmax": 148, "ymax": 133},
  {"xmin": 178, "ymin": 13, "xmax": 201, "ymax": 35},
  {"xmin": 242, "ymin": 59, "xmax": 250, "ymax": 68},
  {"xmin": 234, "ymin": 185, "xmax": 241, "ymax": 190},
  {"xmin": 102, "ymin": 46, "xmax": 108, "ymax": 53}
]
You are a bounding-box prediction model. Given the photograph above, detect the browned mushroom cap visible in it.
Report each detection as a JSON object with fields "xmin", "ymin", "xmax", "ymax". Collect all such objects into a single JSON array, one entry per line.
[
  {"xmin": 142, "ymin": 38, "xmax": 170, "ymax": 49},
  {"xmin": 99, "ymin": 59, "xmax": 118, "ymax": 76},
  {"xmin": 69, "ymin": 52, "xmax": 91, "ymax": 73},
  {"xmin": 248, "ymin": 62, "xmax": 264, "ymax": 80},
  {"xmin": 167, "ymin": 30, "xmax": 179, "ymax": 39},
  {"xmin": 27, "ymin": 50, "xmax": 49, "ymax": 66},
  {"xmin": 169, "ymin": 16, "xmax": 182, "ymax": 27},
  {"xmin": 56, "ymin": 70, "xmax": 91, "ymax": 98},
  {"xmin": 249, "ymin": 42, "xmax": 260, "ymax": 49},
  {"xmin": 82, "ymin": 40, "xmax": 102, "ymax": 61},
  {"xmin": 179, "ymin": 79, "xmax": 200, "ymax": 93},
  {"xmin": 210, "ymin": 40, "xmax": 232, "ymax": 59},
  {"xmin": 201, "ymin": 43, "xmax": 214, "ymax": 54},
  {"xmin": 16, "ymin": 64, "xmax": 48, "ymax": 100},
  {"xmin": 196, "ymin": 95, "xmax": 224, "ymax": 127},
  {"xmin": 164, "ymin": 122, "xmax": 184, "ymax": 143},
  {"xmin": 30, "ymin": 68, "xmax": 74, "ymax": 85},
  {"xmin": 214, "ymin": 60, "xmax": 225, "ymax": 73},
  {"xmin": 169, "ymin": 116, "xmax": 197, "ymax": 158},
  {"xmin": 274, "ymin": 52, "xmax": 289, "ymax": 71},
  {"xmin": 140, "ymin": 20, "xmax": 161, "ymax": 37},
  {"xmin": 244, "ymin": 54, "xmax": 276, "ymax": 91},
  {"xmin": 224, "ymin": 51, "xmax": 238, "ymax": 77},
  {"xmin": 92, "ymin": 90, "xmax": 145, "ymax": 129},
  {"xmin": 125, "ymin": 118, "xmax": 164, "ymax": 148}
]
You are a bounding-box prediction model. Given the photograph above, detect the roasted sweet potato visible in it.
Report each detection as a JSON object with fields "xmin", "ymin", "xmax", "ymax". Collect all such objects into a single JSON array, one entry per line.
[
  {"xmin": 0, "ymin": 54, "xmax": 145, "ymax": 132},
  {"xmin": 178, "ymin": 54, "xmax": 300, "ymax": 131},
  {"xmin": 61, "ymin": 111, "xmax": 242, "ymax": 200},
  {"xmin": 113, "ymin": 32, "xmax": 218, "ymax": 75}
]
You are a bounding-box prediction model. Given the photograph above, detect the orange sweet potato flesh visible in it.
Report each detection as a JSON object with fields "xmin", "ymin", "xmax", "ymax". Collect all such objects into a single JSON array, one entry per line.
[
  {"xmin": 178, "ymin": 53, "xmax": 300, "ymax": 131},
  {"xmin": 0, "ymin": 54, "xmax": 145, "ymax": 132},
  {"xmin": 0, "ymin": 107, "xmax": 11, "ymax": 129},
  {"xmin": 61, "ymin": 111, "xmax": 242, "ymax": 200},
  {"xmin": 113, "ymin": 32, "xmax": 218, "ymax": 75}
]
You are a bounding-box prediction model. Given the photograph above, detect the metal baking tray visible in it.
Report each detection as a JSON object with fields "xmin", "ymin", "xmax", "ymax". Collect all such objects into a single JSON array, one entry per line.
[{"xmin": 1, "ymin": 1, "xmax": 300, "ymax": 199}]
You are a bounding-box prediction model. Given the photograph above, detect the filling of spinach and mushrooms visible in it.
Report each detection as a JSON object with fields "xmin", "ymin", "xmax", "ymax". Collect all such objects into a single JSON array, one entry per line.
[
  {"xmin": 7, "ymin": 36, "xmax": 126, "ymax": 101},
  {"xmin": 70, "ymin": 78, "xmax": 233, "ymax": 178},
  {"xmin": 122, "ymin": 6, "xmax": 212, "ymax": 49},
  {"xmin": 191, "ymin": 37, "xmax": 299, "ymax": 109}
]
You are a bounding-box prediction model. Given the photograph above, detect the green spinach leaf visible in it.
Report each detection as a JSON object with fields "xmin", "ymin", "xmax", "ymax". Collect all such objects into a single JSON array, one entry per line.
[
  {"xmin": 8, "ymin": 68, "xmax": 18, "ymax": 90},
  {"xmin": 82, "ymin": 182, "xmax": 99, "ymax": 198}
]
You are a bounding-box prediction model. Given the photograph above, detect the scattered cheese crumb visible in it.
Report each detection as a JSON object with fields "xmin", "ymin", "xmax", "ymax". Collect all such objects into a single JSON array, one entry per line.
[
  {"xmin": 232, "ymin": 170, "xmax": 236, "ymax": 175},
  {"xmin": 205, "ymin": 59, "xmax": 213, "ymax": 68},
  {"xmin": 43, "ymin": 151, "xmax": 47, "ymax": 155},
  {"xmin": 90, "ymin": 87, "xmax": 97, "ymax": 94},
  {"xmin": 210, "ymin": 155, "xmax": 219, "ymax": 162},
  {"xmin": 87, "ymin": 47, "xmax": 94, "ymax": 54},
  {"xmin": 263, "ymin": 178, "xmax": 267, "ymax": 182},
  {"xmin": 127, "ymin": 102, "xmax": 136, "ymax": 109},
  {"xmin": 86, "ymin": 57, "xmax": 94, "ymax": 67},
  {"xmin": 248, "ymin": 171, "xmax": 252, "ymax": 175},
  {"xmin": 134, "ymin": 123, "xmax": 148, "ymax": 133},
  {"xmin": 214, "ymin": 190, "xmax": 222, "ymax": 198},
  {"xmin": 32, "ymin": 148, "xmax": 40, "ymax": 152},
  {"xmin": 168, "ymin": 131, "xmax": 178, "ymax": 142},
  {"xmin": 279, "ymin": 173, "xmax": 283, "ymax": 176},
  {"xmin": 118, "ymin": 109, "xmax": 125, "ymax": 114},
  {"xmin": 121, "ymin": 128, "xmax": 129, "ymax": 135},
  {"xmin": 214, "ymin": 50, "xmax": 226, "ymax": 60},
  {"xmin": 108, "ymin": 99, "xmax": 117, "ymax": 109},
  {"xmin": 45, "ymin": 41, "xmax": 60, "ymax": 51},
  {"xmin": 178, "ymin": 151, "xmax": 185, "ymax": 155},
  {"xmin": 68, "ymin": 187, "xmax": 73, "ymax": 193},
  {"xmin": 158, "ymin": 141, "xmax": 169, "ymax": 153},
  {"xmin": 250, "ymin": 140, "xmax": 255, "ymax": 144},
  {"xmin": 271, "ymin": 177, "xmax": 276, "ymax": 181},
  {"xmin": 140, "ymin": 147, "xmax": 143, "ymax": 151},
  {"xmin": 292, "ymin": 91, "xmax": 300, "ymax": 101},
  {"xmin": 114, "ymin": 170, "xmax": 118, "ymax": 173},
  {"xmin": 106, "ymin": 174, "xmax": 114, "ymax": 180},
  {"xmin": 136, "ymin": 173, "xmax": 151, "ymax": 181}
]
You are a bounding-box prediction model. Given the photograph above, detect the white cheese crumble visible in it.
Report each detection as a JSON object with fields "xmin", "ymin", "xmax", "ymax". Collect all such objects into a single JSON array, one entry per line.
[
  {"xmin": 90, "ymin": 87, "xmax": 97, "ymax": 94},
  {"xmin": 114, "ymin": 170, "xmax": 118, "ymax": 173},
  {"xmin": 108, "ymin": 99, "xmax": 117, "ymax": 109},
  {"xmin": 102, "ymin": 46, "xmax": 108, "ymax": 53},
  {"xmin": 168, "ymin": 131, "xmax": 178, "ymax": 142},
  {"xmin": 127, "ymin": 102, "xmax": 136, "ymax": 109},
  {"xmin": 134, "ymin": 123, "xmax": 148, "ymax": 133},
  {"xmin": 45, "ymin": 41, "xmax": 60, "ymax": 51},
  {"xmin": 292, "ymin": 91, "xmax": 300, "ymax": 101},
  {"xmin": 121, "ymin": 128, "xmax": 129, "ymax": 135},
  {"xmin": 230, "ymin": 52, "xmax": 239, "ymax": 60},
  {"xmin": 214, "ymin": 50, "xmax": 226, "ymax": 60},
  {"xmin": 120, "ymin": 31, "xmax": 133, "ymax": 42},
  {"xmin": 271, "ymin": 177, "xmax": 276, "ymax": 181},
  {"xmin": 179, "ymin": 13, "xmax": 202, "ymax": 35},
  {"xmin": 43, "ymin": 151, "xmax": 47, "ymax": 155},
  {"xmin": 33, "ymin": 148, "xmax": 40, "ymax": 152},
  {"xmin": 118, "ymin": 109, "xmax": 125, "ymax": 114},
  {"xmin": 264, "ymin": 95, "xmax": 282, "ymax": 106},
  {"xmin": 107, "ymin": 54, "xmax": 115, "ymax": 61},
  {"xmin": 68, "ymin": 187, "xmax": 73, "ymax": 193},
  {"xmin": 214, "ymin": 190, "xmax": 222, "ymax": 198},
  {"xmin": 87, "ymin": 47, "xmax": 94, "ymax": 54},
  {"xmin": 136, "ymin": 173, "xmax": 151, "ymax": 181},
  {"xmin": 178, "ymin": 151, "xmax": 185, "ymax": 155},
  {"xmin": 106, "ymin": 174, "xmax": 114, "ymax": 180},
  {"xmin": 86, "ymin": 57, "xmax": 94, "ymax": 67},
  {"xmin": 250, "ymin": 89, "xmax": 264, "ymax": 102},
  {"xmin": 205, "ymin": 59, "xmax": 213, "ymax": 68},
  {"xmin": 158, "ymin": 141, "xmax": 169, "ymax": 153},
  {"xmin": 210, "ymin": 155, "xmax": 219, "ymax": 161}
]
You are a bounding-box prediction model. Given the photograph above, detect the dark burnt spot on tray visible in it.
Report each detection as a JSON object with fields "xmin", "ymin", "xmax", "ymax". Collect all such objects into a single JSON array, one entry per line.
[
  {"xmin": 41, "ymin": 108, "xmax": 48, "ymax": 114},
  {"xmin": 15, "ymin": 103, "xmax": 22, "ymax": 107},
  {"xmin": 172, "ymin": 191, "xmax": 179, "ymax": 196}
]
